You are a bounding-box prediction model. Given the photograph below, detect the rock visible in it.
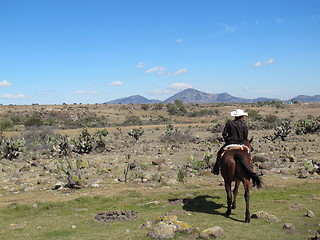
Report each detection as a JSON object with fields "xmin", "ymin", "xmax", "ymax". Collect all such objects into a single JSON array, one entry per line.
[
  {"xmin": 283, "ymin": 223, "xmax": 295, "ymax": 229},
  {"xmin": 147, "ymin": 222, "xmax": 175, "ymax": 239},
  {"xmin": 171, "ymin": 220, "xmax": 194, "ymax": 233},
  {"xmin": 9, "ymin": 224, "xmax": 24, "ymax": 230},
  {"xmin": 199, "ymin": 227, "xmax": 225, "ymax": 239},
  {"xmin": 266, "ymin": 214, "xmax": 281, "ymax": 223},
  {"xmin": 251, "ymin": 211, "xmax": 269, "ymax": 219},
  {"xmin": 152, "ymin": 158, "xmax": 166, "ymax": 165},
  {"xmin": 251, "ymin": 211, "xmax": 280, "ymax": 222},
  {"xmin": 53, "ymin": 182, "xmax": 64, "ymax": 190},
  {"xmin": 253, "ymin": 155, "xmax": 269, "ymax": 163},
  {"xmin": 94, "ymin": 210, "xmax": 138, "ymax": 222},
  {"xmin": 306, "ymin": 210, "xmax": 315, "ymax": 218},
  {"xmin": 289, "ymin": 203, "xmax": 302, "ymax": 211},
  {"xmin": 155, "ymin": 215, "xmax": 178, "ymax": 223},
  {"xmin": 140, "ymin": 220, "xmax": 153, "ymax": 229}
]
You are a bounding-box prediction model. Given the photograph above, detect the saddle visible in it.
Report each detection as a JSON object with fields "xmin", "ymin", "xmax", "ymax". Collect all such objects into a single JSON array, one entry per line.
[{"xmin": 221, "ymin": 144, "xmax": 250, "ymax": 158}]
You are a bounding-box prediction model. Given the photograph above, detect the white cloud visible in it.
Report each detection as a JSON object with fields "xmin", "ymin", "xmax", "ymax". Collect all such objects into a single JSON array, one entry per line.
[
  {"xmin": 254, "ymin": 58, "xmax": 275, "ymax": 67},
  {"xmin": 173, "ymin": 68, "xmax": 188, "ymax": 76},
  {"xmin": 149, "ymin": 89, "xmax": 176, "ymax": 95},
  {"xmin": 176, "ymin": 39, "xmax": 184, "ymax": 43},
  {"xmin": 168, "ymin": 83, "xmax": 193, "ymax": 90},
  {"xmin": 110, "ymin": 81, "xmax": 123, "ymax": 86},
  {"xmin": 149, "ymin": 82, "xmax": 193, "ymax": 96},
  {"xmin": 0, "ymin": 93, "xmax": 27, "ymax": 99},
  {"xmin": 222, "ymin": 23, "xmax": 237, "ymax": 33},
  {"xmin": 136, "ymin": 62, "xmax": 146, "ymax": 68},
  {"xmin": 145, "ymin": 66, "xmax": 166, "ymax": 74},
  {"xmin": 0, "ymin": 80, "xmax": 13, "ymax": 87},
  {"xmin": 75, "ymin": 90, "xmax": 100, "ymax": 95}
]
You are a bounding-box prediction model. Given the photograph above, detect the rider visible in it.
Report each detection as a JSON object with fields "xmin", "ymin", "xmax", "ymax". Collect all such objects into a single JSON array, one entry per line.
[{"xmin": 212, "ymin": 109, "xmax": 249, "ymax": 175}]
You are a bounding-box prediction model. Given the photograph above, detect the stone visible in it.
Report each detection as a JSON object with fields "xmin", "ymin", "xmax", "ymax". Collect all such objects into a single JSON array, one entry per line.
[
  {"xmin": 283, "ymin": 223, "xmax": 295, "ymax": 229},
  {"xmin": 266, "ymin": 214, "xmax": 281, "ymax": 223},
  {"xmin": 147, "ymin": 222, "xmax": 175, "ymax": 239},
  {"xmin": 306, "ymin": 210, "xmax": 315, "ymax": 218},
  {"xmin": 199, "ymin": 227, "xmax": 225, "ymax": 239}
]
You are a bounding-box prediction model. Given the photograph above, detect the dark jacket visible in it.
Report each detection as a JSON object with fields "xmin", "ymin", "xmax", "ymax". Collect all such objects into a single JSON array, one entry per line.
[{"xmin": 222, "ymin": 118, "xmax": 248, "ymax": 144}]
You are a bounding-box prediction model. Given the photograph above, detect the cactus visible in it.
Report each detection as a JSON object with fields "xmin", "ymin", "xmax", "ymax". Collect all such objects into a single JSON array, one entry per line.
[
  {"xmin": 72, "ymin": 128, "xmax": 93, "ymax": 154},
  {"xmin": 128, "ymin": 128, "xmax": 144, "ymax": 142},
  {"xmin": 57, "ymin": 158, "xmax": 89, "ymax": 188},
  {"xmin": 295, "ymin": 117, "xmax": 320, "ymax": 135},
  {"xmin": 1, "ymin": 138, "xmax": 26, "ymax": 160},
  {"xmin": 124, "ymin": 154, "xmax": 131, "ymax": 183},
  {"xmin": 53, "ymin": 134, "xmax": 71, "ymax": 157}
]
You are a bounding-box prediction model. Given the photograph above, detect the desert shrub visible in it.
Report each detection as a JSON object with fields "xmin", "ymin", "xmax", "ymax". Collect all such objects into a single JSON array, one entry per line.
[
  {"xmin": 188, "ymin": 109, "xmax": 219, "ymax": 117},
  {"xmin": 24, "ymin": 114, "xmax": 44, "ymax": 127},
  {"xmin": 141, "ymin": 104, "xmax": 150, "ymax": 111},
  {"xmin": 128, "ymin": 127, "xmax": 144, "ymax": 141},
  {"xmin": 0, "ymin": 119, "xmax": 14, "ymax": 132},
  {"xmin": 153, "ymin": 102, "xmax": 164, "ymax": 110},
  {"xmin": 159, "ymin": 124, "xmax": 197, "ymax": 144},
  {"xmin": 0, "ymin": 138, "xmax": 26, "ymax": 160},
  {"xmin": 248, "ymin": 110, "xmax": 262, "ymax": 121},
  {"xmin": 166, "ymin": 100, "xmax": 187, "ymax": 116},
  {"xmin": 207, "ymin": 123, "xmax": 223, "ymax": 133},
  {"xmin": 24, "ymin": 126, "xmax": 56, "ymax": 153},
  {"xmin": 93, "ymin": 129, "xmax": 108, "ymax": 152},
  {"xmin": 177, "ymin": 167, "xmax": 187, "ymax": 183},
  {"xmin": 295, "ymin": 116, "xmax": 320, "ymax": 135},
  {"xmin": 124, "ymin": 115, "xmax": 142, "ymax": 125},
  {"xmin": 265, "ymin": 114, "xmax": 278, "ymax": 124}
]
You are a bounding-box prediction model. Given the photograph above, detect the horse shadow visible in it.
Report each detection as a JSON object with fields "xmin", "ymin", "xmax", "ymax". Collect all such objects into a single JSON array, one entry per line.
[{"xmin": 169, "ymin": 195, "xmax": 244, "ymax": 223}]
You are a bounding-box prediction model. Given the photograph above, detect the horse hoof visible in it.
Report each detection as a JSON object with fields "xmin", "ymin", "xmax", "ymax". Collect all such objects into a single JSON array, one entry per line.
[
  {"xmin": 226, "ymin": 210, "xmax": 231, "ymax": 216},
  {"xmin": 245, "ymin": 218, "xmax": 250, "ymax": 223},
  {"xmin": 231, "ymin": 205, "xmax": 236, "ymax": 209}
]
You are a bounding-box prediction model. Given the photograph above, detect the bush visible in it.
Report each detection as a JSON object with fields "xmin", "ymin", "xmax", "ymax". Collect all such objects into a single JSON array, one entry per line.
[
  {"xmin": 24, "ymin": 126, "xmax": 56, "ymax": 153},
  {"xmin": 24, "ymin": 114, "xmax": 44, "ymax": 127},
  {"xmin": 128, "ymin": 127, "xmax": 144, "ymax": 141},
  {"xmin": 124, "ymin": 115, "xmax": 142, "ymax": 125},
  {"xmin": 0, "ymin": 119, "xmax": 14, "ymax": 132},
  {"xmin": 295, "ymin": 117, "xmax": 320, "ymax": 135},
  {"xmin": 159, "ymin": 124, "xmax": 197, "ymax": 144}
]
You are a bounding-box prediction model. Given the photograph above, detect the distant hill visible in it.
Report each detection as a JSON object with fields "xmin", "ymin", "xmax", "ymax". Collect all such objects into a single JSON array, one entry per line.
[
  {"xmin": 104, "ymin": 88, "xmax": 320, "ymax": 104},
  {"xmin": 104, "ymin": 95, "xmax": 161, "ymax": 104},
  {"xmin": 162, "ymin": 88, "xmax": 278, "ymax": 104},
  {"xmin": 290, "ymin": 95, "xmax": 320, "ymax": 103}
]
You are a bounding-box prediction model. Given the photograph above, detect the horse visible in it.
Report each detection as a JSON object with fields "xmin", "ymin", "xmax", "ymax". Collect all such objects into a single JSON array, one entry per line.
[{"xmin": 220, "ymin": 139, "xmax": 262, "ymax": 223}]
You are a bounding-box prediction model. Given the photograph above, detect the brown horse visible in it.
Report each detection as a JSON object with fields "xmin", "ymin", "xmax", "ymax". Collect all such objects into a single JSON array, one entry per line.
[{"xmin": 220, "ymin": 139, "xmax": 262, "ymax": 223}]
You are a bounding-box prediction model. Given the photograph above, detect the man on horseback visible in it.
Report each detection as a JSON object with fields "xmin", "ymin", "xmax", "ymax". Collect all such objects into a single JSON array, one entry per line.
[{"xmin": 212, "ymin": 109, "xmax": 249, "ymax": 175}]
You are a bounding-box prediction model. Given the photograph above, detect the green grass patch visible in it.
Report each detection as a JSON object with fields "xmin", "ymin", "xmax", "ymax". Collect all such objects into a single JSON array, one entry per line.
[{"xmin": 0, "ymin": 181, "xmax": 319, "ymax": 240}]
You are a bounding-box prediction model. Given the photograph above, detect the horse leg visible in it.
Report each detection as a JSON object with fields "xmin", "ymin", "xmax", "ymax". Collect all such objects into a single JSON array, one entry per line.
[
  {"xmin": 232, "ymin": 180, "xmax": 240, "ymax": 209},
  {"xmin": 224, "ymin": 180, "xmax": 232, "ymax": 216},
  {"xmin": 243, "ymin": 179, "xmax": 251, "ymax": 223}
]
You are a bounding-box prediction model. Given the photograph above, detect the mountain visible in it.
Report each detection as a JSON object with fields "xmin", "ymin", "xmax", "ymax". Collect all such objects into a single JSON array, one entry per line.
[
  {"xmin": 104, "ymin": 95, "xmax": 161, "ymax": 104},
  {"xmin": 162, "ymin": 88, "xmax": 278, "ymax": 104},
  {"xmin": 290, "ymin": 95, "xmax": 320, "ymax": 103},
  {"xmin": 104, "ymin": 88, "xmax": 320, "ymax": 104}
]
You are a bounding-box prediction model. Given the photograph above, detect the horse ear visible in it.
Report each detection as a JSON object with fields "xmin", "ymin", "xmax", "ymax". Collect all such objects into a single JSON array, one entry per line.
[{"xmin": 249, "ymin": 138, "xmax": 253, "ymax": 143}]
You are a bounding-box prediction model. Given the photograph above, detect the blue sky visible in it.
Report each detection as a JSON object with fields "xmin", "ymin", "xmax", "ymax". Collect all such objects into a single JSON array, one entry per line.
[{"xmin": 1, "ymin": 0, "xmax": 320, "ymax": 105}]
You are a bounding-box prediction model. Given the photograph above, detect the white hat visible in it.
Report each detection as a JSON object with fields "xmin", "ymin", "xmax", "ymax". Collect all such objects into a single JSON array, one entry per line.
[{"xmin": 230, "ymin": 109, "xmax": 248, "ymax": 117}]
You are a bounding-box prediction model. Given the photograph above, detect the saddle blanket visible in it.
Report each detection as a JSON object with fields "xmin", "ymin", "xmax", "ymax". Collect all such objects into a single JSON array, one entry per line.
[{"xmin": 223, "ymin": 144, "xmax": 250, "ymax": 153}]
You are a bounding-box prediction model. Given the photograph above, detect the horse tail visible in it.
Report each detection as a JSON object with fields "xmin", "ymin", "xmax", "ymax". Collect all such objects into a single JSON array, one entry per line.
[{"xmin": 234, "ymin": 153, "xmax": 262, "ymax": 188}]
